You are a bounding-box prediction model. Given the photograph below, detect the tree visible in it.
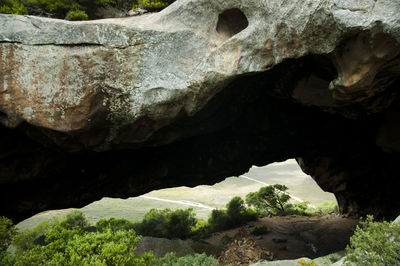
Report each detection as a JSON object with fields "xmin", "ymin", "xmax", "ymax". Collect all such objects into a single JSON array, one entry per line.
[{"xmin": 246, "ymin": 184, "xmax": 291, "ymax": 216}]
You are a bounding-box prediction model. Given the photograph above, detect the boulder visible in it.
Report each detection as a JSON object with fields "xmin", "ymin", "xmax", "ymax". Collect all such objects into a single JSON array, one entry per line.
[{"xmin": 0, "ymin": 0, "xmax": 400, "ymax": 221}]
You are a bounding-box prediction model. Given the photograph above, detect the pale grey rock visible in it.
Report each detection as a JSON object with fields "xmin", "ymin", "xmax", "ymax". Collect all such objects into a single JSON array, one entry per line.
[
  {"xmin": 251, "ymin": 250, "xmax": 346, "ymax": 266},
  {"xmin": 1, "ymin": 0, "xmax": 399, "ymax": 150}
]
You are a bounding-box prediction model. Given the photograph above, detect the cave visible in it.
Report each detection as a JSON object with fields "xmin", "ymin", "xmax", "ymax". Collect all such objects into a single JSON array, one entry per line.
[
  {"xmin": 1, "ymin": 0, "xmax": 400, "ymax": 223},
  {"xmin": 1, "ymin": 51, "xmax": 400, "ymax": 222}
]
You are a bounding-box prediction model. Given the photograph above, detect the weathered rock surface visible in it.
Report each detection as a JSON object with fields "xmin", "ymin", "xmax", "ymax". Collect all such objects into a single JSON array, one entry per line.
[{"xmin": 1, "ymin": 0, "xmax": 400, "ymax": 221}]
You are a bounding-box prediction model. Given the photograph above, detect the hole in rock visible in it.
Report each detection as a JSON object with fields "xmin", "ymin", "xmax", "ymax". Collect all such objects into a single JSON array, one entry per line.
[
  {"xmin": 0, "ymin": 110, "xmax": 7, "ymax": 119},
  {"xmin": 17, "ymin": 159, "xmax": 355, "ymax": 262},
  {"xmin": 216, "ymin": 8, "xmax": 249, "ymax": 40}
]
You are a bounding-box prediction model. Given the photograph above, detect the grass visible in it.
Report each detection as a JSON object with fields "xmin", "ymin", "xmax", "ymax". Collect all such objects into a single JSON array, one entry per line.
[{"xmin": 17, "ymin": 160, "xmax": 336, "ymax": 230}]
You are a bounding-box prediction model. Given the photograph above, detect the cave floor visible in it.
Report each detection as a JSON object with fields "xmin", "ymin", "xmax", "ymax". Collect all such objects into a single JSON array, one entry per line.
[{"xmin": 202, "ymin": 215, "xmax": 358, "ymax": 263}]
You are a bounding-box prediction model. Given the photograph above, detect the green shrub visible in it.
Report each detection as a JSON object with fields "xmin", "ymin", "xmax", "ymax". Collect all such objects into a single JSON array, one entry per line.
[
  {"xmin": 0, "ymin": 0, "xmax": 27, "ymax": 14},
  {"xmin": 60, "ymin": 210, "xmax": 89, "ymax": 229},
  {"xmin": 133, "ymin": 0, "xmax": 171, "ymax": 12},
  {"xmin": 250, "ymin": 225, "xmax": 269, "ymax": 236},
  {"xmin": 0, "ymin": 217, "xmax": 17, "ymax": 252},
  {"xmin": 314, "ymin": 201, "xmax": 339, "ymax": 215},
  {"xmin": 283, "ymin": 202, "xmax": 313, "ymax": 216},
  {"xmin": 151, "ymin": 252, "xmax": 219, "ymax": 266},
  {"xmin": 345, "ymin": 215, "xmax": 400, "ymax": 265},
  {"xmin": 208, "ymin": 209, "xmax": 230, "ymax": 232},
  {"xmin": 12, "ymin": 219, "xmax": 53, "ymax": 251},
  {"xmin": 65, "ymin": 9, "xmax": 88, "ymax": 20},
  {"xmin": 96, "ymin": 217, "xmax": 135, "ymax": 231},
  {"xmin": 207, "ymin": 196, "xmax": 257, "ymax": 233},
  {"xmin": 2, "ymin": 211, "xmax": 155, "ymax": 265},
  {"xmin": 246, "ymin": 184, "xmax": 291, "ymax": 216},
  {"xmin": 134, "ymin": 208, "xmax": 197, "ymax": 239}
]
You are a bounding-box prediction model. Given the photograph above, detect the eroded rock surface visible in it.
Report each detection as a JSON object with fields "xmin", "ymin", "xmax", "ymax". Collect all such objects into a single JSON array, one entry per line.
[{"xmin": 1, "ymin": 0, "xmax": 400, "ymax": 221}]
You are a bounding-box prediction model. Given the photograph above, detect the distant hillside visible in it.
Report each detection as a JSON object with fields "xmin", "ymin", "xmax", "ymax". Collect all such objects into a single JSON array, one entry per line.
[{"xmin": 17, "ymin": 159, "xmax": 335, "ymax": 230}]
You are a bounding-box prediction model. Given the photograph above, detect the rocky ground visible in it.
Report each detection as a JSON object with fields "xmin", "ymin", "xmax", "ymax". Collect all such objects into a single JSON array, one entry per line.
[{"xmin": 199, "ymin": 215, "xmax": 358, "ymax": 265}]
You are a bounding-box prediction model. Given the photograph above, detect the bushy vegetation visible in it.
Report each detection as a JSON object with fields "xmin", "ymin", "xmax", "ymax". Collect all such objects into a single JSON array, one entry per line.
[
  {"xmin": 0, "ymin": 0, "xmax": 27, "ymax": 15},
  {"xmin": 245, "ymin": 184, "xmax": 314, "ymax": 217},
  {"xmin": 65, "ymin": 8, "xmax": 88, "ymax": 20},
  {"xmin": 207, "ymin": 196, "xmax": 257, "ymax": 233},
  {"xmin": 0, "ymin": 0, "xmax": 174, "ymax": 19},
  {"xmin": 250, "ymin": 225, "xmax": 269, "ymax": 236},
  {"xmin": 314, "ymin": 201, "xmax": 338, "ymax": 215},
  {"xmin": 246, "ymin": 184, "xmax": 291, "ymax": 216},
  {"xmin": 151, "ymin": 252, "xmax": 219, "ymax": 266},
  {"xmin": 0, "ymin": 212, "xmax": 155, "ymax": 265},
  {"xmin": 0, "ymin": 217, "xmax": 17, "ymax": 252},
  {"xmin": 345, "ymin": 215, "xmax": 400, "ymax": 265},
  {"xmin": 0, "ymin": 211, "xmax": 222, "ymax": 266},
  {"xmin": 133, "ymin": 208, "xmax": 197, "ymax": 240}
]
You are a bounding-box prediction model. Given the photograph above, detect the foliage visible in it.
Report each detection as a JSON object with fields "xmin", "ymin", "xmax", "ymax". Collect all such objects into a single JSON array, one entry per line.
[
  {"xmin": 207, "ymin": 196, "xmax": 257, "ymax": 233},
  {"xmin": 12, "ymin": 219, "xmax": 54, "ymax": 251},
  {"xmin": 1, "ymin": 211, "xmax": 155, "ymax": 265},
  {"xmin": 298, "ymin": 259, "xmax": 318, "ymax": 266},
  {"xmin": 1, "ymin": 0, "xmax": 174, "ymax": 18},
  {"xmin": 0, "ymin": 0, "xmax": 28, "ymax": 14},
  {"xmin": 133, "ymin": 208, "xmax": 197, "ymax": 239},
  {"xmin": 345, "ymin": 215, "xmax": 400, "ymax": 265},
  {"xmin": 0, "ymin": 217, "xmax": 17, "ymax": 252},
  {"xmin": 250, "ymin": 225, "xmax": 269, "ymax": 236},
  {"xmin": 151, "ymin": 252, "xmax": 219, "ymax": 266},
  {"xmin": 65, "ymin": 9, "xmax": 88, "ymax": 20},
  {"xmin": 96, "ymin": 217, "xmax": 135, "ymax": 231},
  {"xmin": 283, "ymin": 202, "xmax": 313, "ymax": 216},
  {"xmin": 246, "ymin": 184, "xmax": 292, "ymax": 216},
  {"xmin": 60, "ymin": 210, "xmax": 89, "ymax": 229},
  {"xmin": 133, "ymin": 0, "xmax": 169, "ymax": 12},
  {"xmin": 314, "ymin": 201, "xmax": 339, "ymax": 215}
]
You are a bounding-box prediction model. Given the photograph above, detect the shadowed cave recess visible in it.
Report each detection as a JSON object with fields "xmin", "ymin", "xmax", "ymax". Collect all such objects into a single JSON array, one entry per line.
[{"xmin": 1, "ymin": 50, "xmax": 400, "ymax": 222}]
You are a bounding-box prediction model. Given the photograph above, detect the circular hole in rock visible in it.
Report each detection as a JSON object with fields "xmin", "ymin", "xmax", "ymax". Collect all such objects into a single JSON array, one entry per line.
[
  {"xmin": 0, "ymin": 111, "xmax": 7, "ymax": 119},
  {"xmin": 216, "ymin": 8, "xmax": 249, "ymax": 40}
]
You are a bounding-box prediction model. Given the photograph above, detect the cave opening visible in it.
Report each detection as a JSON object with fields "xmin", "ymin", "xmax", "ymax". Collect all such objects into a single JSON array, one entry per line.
[{"xmin": 1, "ymin": 52, "xmax": 400, "ymax": 224}]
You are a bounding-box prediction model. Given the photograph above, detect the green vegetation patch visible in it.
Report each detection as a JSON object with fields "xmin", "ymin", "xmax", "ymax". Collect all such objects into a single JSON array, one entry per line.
[
  {"xmin": 0, "ymin": 0, "xmax": 27, "ymax": 15},
  {"xmin": 345, "ymin": 215, "xmax": 400, "ymax": 265},
  {"xmin": 1, "ymin": 0, "xmax": 175, "ymax": 20},
  {"xmin": 250, "ymin": 225, "xmax": 270, "ymax": 236}
]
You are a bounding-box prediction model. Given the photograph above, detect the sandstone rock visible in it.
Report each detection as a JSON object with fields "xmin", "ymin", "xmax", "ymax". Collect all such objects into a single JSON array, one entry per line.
[{"xmin": 0, "ymin": 0, "xmax": 400, "ymax": 221}]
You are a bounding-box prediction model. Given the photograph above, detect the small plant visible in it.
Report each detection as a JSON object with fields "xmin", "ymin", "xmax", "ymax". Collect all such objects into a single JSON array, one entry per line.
[
  {"xmin": 96, "ymin": 217, "xmax": 135, "ymax": 231},
  {"xmin": 345, "ymin": 215, "xmax": 400, "ymax": 265},
  {"xmin": 0, "ymin": 217, "xmax": 17, "ymax": 252},
  {"xmin": 133, "ymin": 0, "xmax": 171, "ymax": 12},
  {"xmin": 0, "ymin": 0, "xmax": 27, "ymax": 14},
  {"xmin": 65, "ymin": 9, "xmax": 88, "ymax": 20},
  {"xmin": 250, "ymin": 225, "xmax": 269, "ymax": 236},
  {"xmin": 151, "ymin": 252, "xmax": 219, "ymax": 266},
  {"xmin": 298, "ymin": 259, "xmax": 318, "ymax": 266}
]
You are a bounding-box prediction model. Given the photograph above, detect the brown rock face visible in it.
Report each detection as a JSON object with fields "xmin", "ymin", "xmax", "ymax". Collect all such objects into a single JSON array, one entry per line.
[{"xmin": 1, "ymin": 0, "xmax": 400, "ymax": 221}]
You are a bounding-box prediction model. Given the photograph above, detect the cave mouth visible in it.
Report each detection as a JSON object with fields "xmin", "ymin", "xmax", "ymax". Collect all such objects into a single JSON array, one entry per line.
[
  {"xmin": 216, "ymin": 8, "xmax": 249, "ymax": 40},
  {"xmin": 1, "ymin": 52, "xmax": 400, "ymax": 222}
]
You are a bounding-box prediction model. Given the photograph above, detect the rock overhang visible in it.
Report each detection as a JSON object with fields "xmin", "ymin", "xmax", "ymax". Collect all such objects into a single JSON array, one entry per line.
[{"xmin": 0, "ymin": 0, "xmax": 400, "ymax": 221}]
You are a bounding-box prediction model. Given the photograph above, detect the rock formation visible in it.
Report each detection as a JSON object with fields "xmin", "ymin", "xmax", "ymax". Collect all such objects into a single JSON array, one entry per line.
[{"xmin": 1, "ymin": 0, "xmax": 400, "ymax": 221}]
